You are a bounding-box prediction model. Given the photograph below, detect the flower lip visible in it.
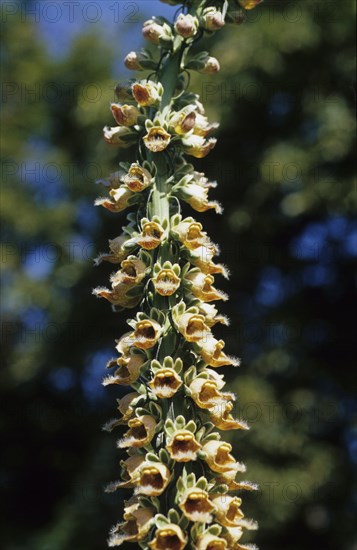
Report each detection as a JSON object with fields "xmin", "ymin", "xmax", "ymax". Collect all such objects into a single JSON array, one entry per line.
[{"xmin": 144, "ymin": 126, "xmax": 171, "ymax": 152}]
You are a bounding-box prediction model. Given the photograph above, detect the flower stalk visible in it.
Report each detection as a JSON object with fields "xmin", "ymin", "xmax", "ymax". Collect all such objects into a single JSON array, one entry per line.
[{"xmin": 94, "ymin": 0, "xmax": 264, "ymax": 548}]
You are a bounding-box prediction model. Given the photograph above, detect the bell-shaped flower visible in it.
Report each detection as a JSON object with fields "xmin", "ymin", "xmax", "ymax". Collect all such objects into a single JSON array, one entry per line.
[
  {"xmin": 149, "ymin": 524, "xmax": 187, "ymax": 550},
  {"xmin": 103, "ymin": 352, "xmax": 146, "ymax": 386},
  {"xmin": 137, "ymin": 220, "xmax": 165, "ymax": 250},
  {"xmin": 179, "ymin": 487, "xmax": 215, "ymax": 522},
  {"xmin": 186, "ymin": 271, "xmax": 228, "ymax": 302},
  {"xmin": 123, "ymin": 163, "xmax": 153, "ymax": 192},
  {"xmin": 172, "ymin": 217, "xmax": 213, "ymax": 250},
  {"xmin": 108, "ymin": 500, "xmax": 155, "ymax": 546},
  {"xmin": 193, "ymin": 113, "xmax": 219, "ymax": 138},
  {"xmin": 132, "ymin": 80, "xmax": 163, "ymax": 106},
  {"xmin": 198, "ymin": 335, "xmax": 239, "ymax": 367},
  {"xmin": 95, "ymin": 186, "xmax": 137, "ymax": 214},
  {"xmin": 211, "ymin": 495, "xmax": 244, "ymax": 527},
  {"xmin": 195, "ymin": 533, "xmax": 228, "ymax": 550},
  {"xmin": 177, "ymin": 312, "xmax": 211, "ymax": 342},
  {"xmin": 111, "ymin": 256, "xmax": 147, "ymax": 286},
  {"xmin": 144, "ymin": 125, "xmax": 171, "ymax": 152},
  {"xmin": 179, "ymin": 181, "xmax": 221, "ymax": 213},
  {"xmin": 198, "ymin": 303, "xmax": 230, "ymax": 327},
  {"xmin": 149, "ymin": 367, "xmax": 183, "ymax": 398},
  {"xmin": 182, "ymin": 134, "xmax": 217, "ymax": 159},
  {"xmin": 92, "ymin": 282, "xmax": 141, "ymax": 309},
  {"xmin": 202, "ymin": 440, "xmax": 242, "ymax": 473},
  {"xmin": 118, "ymin": 414, "xmax": 157, "ymax": 448},
  {"xmin": 169, "ymin": 106, "xmax": 197, "ymax": 135},
  {"xmin": 187, "ymin": 246, "xmax": 229, "ymax": 278},
  {"xmin": 94, "ymin": 234, "xmax": 134, "ymax": 266},
  {"xmin": 189, "ymin": 377, "xmax": 231, "ymax": 409},
  {"xmin": 131, "ymin": 317, "xmax": 163, "ymax": 350},
  {"xmin": 152, "ymin": 262, "xmax": 181, "ymax": 296},
  {"xmin": 135, "ymin": 460, "xmax": 171, "ymax": 496},
  {"xmin": 166, "ymin": 430, "xmax": 202, "ymax": 462},
  {"xmin": 210, "ymin": 401, "xmax": 249, "ymax": 431},
  {"xmin": 111, "ymin": 103, "xmax": 141, "ymax": 127}
]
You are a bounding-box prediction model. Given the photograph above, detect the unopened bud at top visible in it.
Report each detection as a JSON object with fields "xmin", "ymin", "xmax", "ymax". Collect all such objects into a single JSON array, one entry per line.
[
  {"xmin": 199, "ymin": 56, "xmax": 221, "ymax": 74},
  {"xmin": 202, "ymin": 7, "xmax": 225, "ymax": 31},
  {"xmin": 175, "ymin": 13, "xmax": 199, "ymax": 39},
  {"xmin": 124, "ymin": 51, "xmax": 144, "ymax": 71},
  {"xmin": 142, "ymin": 19, "xmax": 164, "ymax": 44}
]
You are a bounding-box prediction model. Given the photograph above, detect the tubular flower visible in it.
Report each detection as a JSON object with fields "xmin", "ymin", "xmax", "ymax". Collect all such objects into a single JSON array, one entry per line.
[
  {"xmin": 131, "ymin": 318, "xmax": 163, "ymax": 350},
  {"xmin": 189, "ymin": 377, "xmax": 231, "ymax": 409},
  {"xmin": 123, "ymin": 163, "xmax": 153, "ymax": 192},
  {"xmin": 118, "ymin": 415, "xmax": 157, "ymax": 448},
  {"xmin": 186, "ymin": 272, "xmax": 228, "ymax": 302},
  {"xmin": 149, "ymin": 524, "xmax": 187, "ymax": 550},
  {"xmin": 132, "ymin": 80, "xmax": 163, "ymax": 106},
  {"xmin": 136, "ymin": 461, "xmax": 171, "ymax": 496},
  {"xmin": 210, "ymin": 401, "xmax": 249, "ymax": 431},
  {"xmin": 202, "ymin": 440, "xmax": 241, "ymax": 473},
  {"xmin": 96, "ymin": 1, "xmax": 262, "ymax": 548},
  {"xmin": 211, "ymin": 496, "xmax": 244, "ymax": 527},
  {"xmin": 149, "ymin": 367, "xmax": 182, "ymax": 398},
  {"xmin": 137, "ymin": 220, "xmax": 165, "ymax": 250},
  {"xmin": 111, "ymin": 103, "xmax": 141, "ymax": 127},
  {"xmin": 166, "ymin": 430, "xmax": 202, "ymax": 462},
  {"xmin": 179, "ymin": 487, "xmax": 215, "ymax": 522},
  {"xmin": 152, "ymin": 263, "xmax": 181, "ymax": 296}
]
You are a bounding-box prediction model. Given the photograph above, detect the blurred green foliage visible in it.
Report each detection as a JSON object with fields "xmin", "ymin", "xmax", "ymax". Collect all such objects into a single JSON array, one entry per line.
[{"xmin": 1, "ymin": 1, "xmax": 356, "ymax": 549}]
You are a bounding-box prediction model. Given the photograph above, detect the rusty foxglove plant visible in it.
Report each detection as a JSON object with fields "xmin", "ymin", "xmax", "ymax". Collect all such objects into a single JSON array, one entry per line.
[{"xmin": 94, "ymin": 0, "xmax": 264, "ymax": 548}]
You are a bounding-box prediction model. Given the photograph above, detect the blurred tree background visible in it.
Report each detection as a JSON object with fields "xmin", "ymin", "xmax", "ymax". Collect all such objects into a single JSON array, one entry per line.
[{"xmin": 1, "ymin": 1, "xmax": 356, "ymax": 549}]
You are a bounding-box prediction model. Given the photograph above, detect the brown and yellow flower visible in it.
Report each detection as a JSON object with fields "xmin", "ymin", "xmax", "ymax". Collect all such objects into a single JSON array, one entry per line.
[
  {"xmin": 189, "ymin": 377, "xmax": 230, "ymax": 409},
  {"xmin": 186, "ymin": 272, "xmax": 228, "ymax": 302},
  {"xmin": 144, "ymin": 126, "xmax": 171, "ymax": 152},
  {"xmin": 108, "ymin": 500, "xmax": 155, "ymax": 547},
  {"xmin": 182, "ymin": 135, "xmax": 217, "ymax": 159},
  {"xmin": 211, "ymin": 495, "xmax": 244, "ymax": 527},
  {"xmin": 179, "ymin": 487, "xmax": 215, "ymax": 522},
  {"xmin": 103, "ymin": 353, "xmax": 145, "ymax": 386},
  {"xmin": 111, "ymin": 103, "xmax": 141, "ymax": 127},
  {"xmin": 173, "ymin": 219, "xmax": 212, "ymax": 250},
  {"xmin": 210, "ymin": 401, "xmax": 249, "ymax": 431},
  {"xmin": 202, "ymin": 440, "xmax": 240, "ymax": 473},
  {"xmin": 239, "ymin": 0, "xmax": 263, "ymax": 9},
  {"xmin": 149, "ymin": 367, "xmax": 183, "ymax": 398},
  {"xmin": 117, "ymin": 392, "xmax": 140, "ymax": 423},
  {"xmin": 95, "ymin": 186, "xmax": 135, "ymax": 214},
  {"xmin": 132, "ymin": 318, "xmax": 163, "ymax": 350},
  {"xmin": 152, "ymin": 267, "xmax": 181, "ymax": 296},
  {"xmin": 137, "ymin": 221, "xmax": 165, "ymax": 250},
  {"xmin": 177, "ymin": 312, "xmax": 211, "ymax": 343},
  {"xmin": 166, "ymin": 430, "xmax": 202, "ymax": 462},
  {"xmin": 118, "ymin": 415, "xmax": 157, "ymax": 448},
  {"xmin": 149, "ymin": 524, "xmax": 187, "ymax": 550},
  {"xmin": 123, "ymin": 163, "xmax": 152, "ymax": 192},
  {"xmin": 135, "ymin": 461, "xmax": 171, "ymax": 496},
  {"xmin": 198, "ymin": 336, "xmax": 239, "ymax": 368},
  {"xmin": 132, "ymin": 81, "xmax": 162, "ymax": 106}
]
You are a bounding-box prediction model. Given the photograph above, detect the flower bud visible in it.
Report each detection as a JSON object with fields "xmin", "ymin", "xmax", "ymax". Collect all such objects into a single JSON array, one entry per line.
[
  {"xmin": 199, "ymin": 56, "xmax": 221, "ymax": 74},
  {"xmin": 202, "ymin": 7, "xmax": 225, "ymax": 31},
  {"xmin": 124, "ymin": 51, "xmax": 144, "ymax": 70},
  {"xmin": 111, "ymin": 103, "xmax": 141, "ymax": 127},
  {"xmin": 175, "ymin": 13, "xmax": 198, "ymax": 38},
  {"xmin": 142, "ymin": 19, "xmax": 163, "ymax": 44}
]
